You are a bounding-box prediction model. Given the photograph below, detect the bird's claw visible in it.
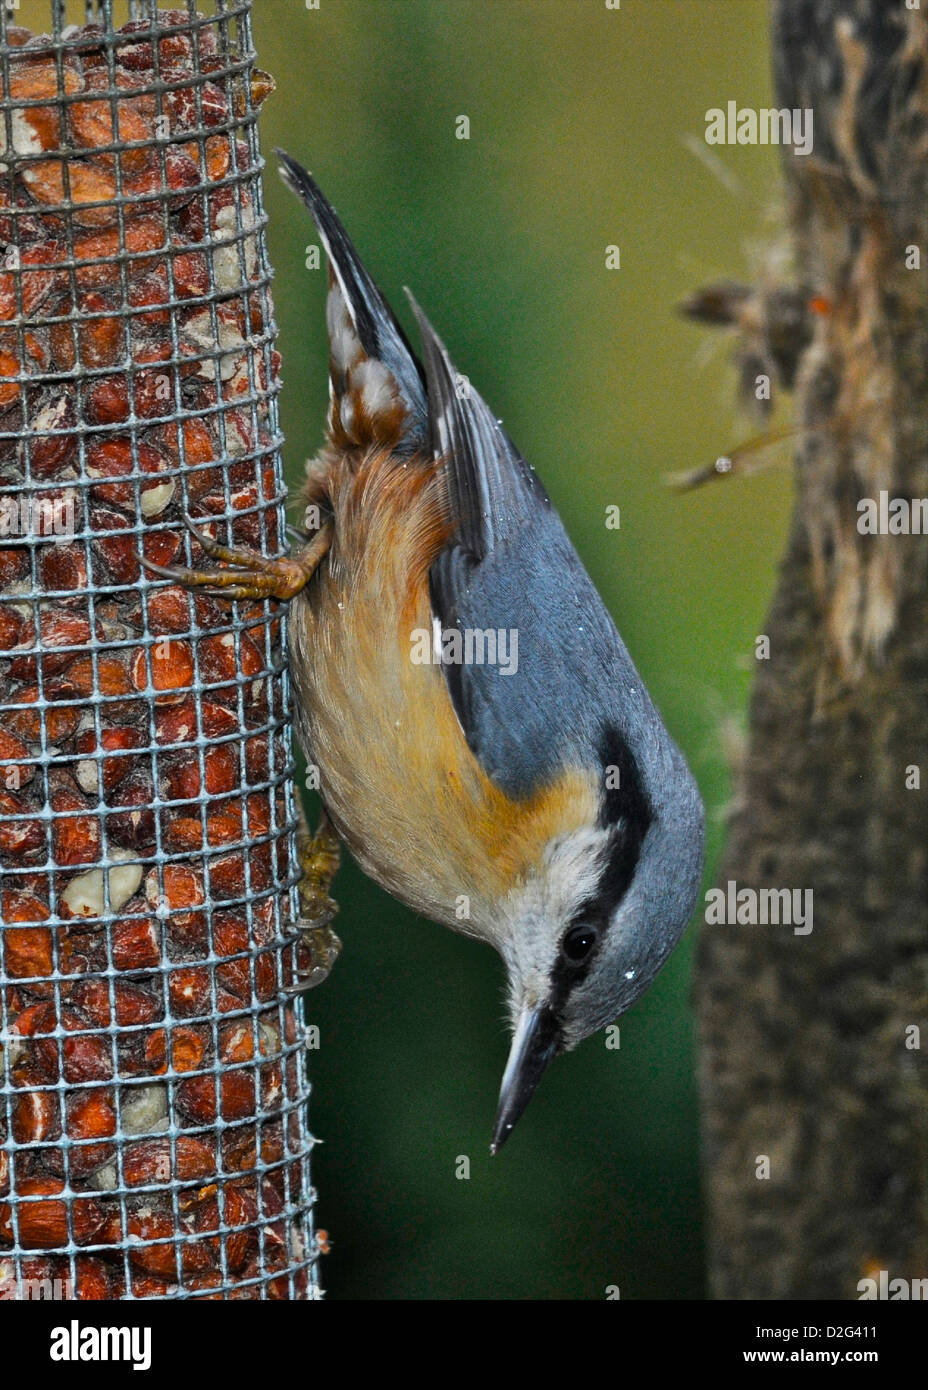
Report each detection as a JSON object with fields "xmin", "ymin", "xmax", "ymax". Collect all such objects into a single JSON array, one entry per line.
[
  {"xmin": 141, "ymin": 514, "xmax": 330, "ymax": 602},
  {"xmin": 281, "ymin": 814, "xmax": 343, "ymax": 994},
  {"xmin": 282, "ymin": 921, "xmax": 343, "ymax": 995}
]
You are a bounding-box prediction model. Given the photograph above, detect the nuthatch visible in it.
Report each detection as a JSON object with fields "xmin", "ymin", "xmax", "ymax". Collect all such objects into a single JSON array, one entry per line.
[{"xmin": 160, "ymin": 152, "xmax": 705, "ymax": 1153}]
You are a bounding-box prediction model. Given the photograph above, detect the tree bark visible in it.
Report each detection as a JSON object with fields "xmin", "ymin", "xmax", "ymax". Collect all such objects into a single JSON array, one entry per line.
[{"xmin": 696, "ymin": 0, "xmax": 928, "ymax": 1300}]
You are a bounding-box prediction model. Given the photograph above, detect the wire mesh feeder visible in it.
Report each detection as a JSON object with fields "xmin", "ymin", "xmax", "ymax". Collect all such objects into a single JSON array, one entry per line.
[{"xmin": 0, "ymin": 1, "xmax": 324, "ymax": 1300}]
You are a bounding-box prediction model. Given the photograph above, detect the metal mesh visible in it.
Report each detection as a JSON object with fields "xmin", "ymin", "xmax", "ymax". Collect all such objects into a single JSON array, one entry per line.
[{"xmin": 0, "ymin": 1, "xmax": 320, "ymax": 1299}]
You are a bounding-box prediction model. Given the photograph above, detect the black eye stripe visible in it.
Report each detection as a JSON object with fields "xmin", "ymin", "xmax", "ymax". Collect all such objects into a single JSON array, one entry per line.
[
  {"xmin": 599, "ymin": 728, "xmax": 651, "ymax": 831},
  {"xmin": 549, "ymin": 918, "xmax": 603, "ymax": 1009},
  {"xmin": 547, "ymin": 732, "xmax": 652, "ymax": 1020},
  {"xmin": 596, "ymin": 727, "xmax": 652, "ymax": 912}
]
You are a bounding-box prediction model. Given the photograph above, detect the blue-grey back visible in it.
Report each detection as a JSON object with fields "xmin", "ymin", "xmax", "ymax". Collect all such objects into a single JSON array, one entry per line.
[{"xmin": 430, "ymin": 504, "xmax": 674, "ymax": 807}]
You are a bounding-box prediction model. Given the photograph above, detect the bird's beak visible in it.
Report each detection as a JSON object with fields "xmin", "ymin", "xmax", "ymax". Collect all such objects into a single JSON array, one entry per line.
[{"xmin": 490, "ymin": 1002, "xmax": 560, "ymax": 1155}]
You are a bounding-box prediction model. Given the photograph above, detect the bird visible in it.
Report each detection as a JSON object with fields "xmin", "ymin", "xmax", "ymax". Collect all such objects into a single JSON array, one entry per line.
[{"xmin": 155, "ymin": 151, "xmax": 705, "ymax": 1154}]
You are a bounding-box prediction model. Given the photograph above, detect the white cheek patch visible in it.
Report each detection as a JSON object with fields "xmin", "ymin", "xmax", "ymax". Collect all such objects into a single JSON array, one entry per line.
[
  {"xmin": 542, "ymin": 826, "xmax": 611, "ymax": 918},
  {"xmin": 500, "ymin": 825, "xmax": 612, "ymax": 1008}
]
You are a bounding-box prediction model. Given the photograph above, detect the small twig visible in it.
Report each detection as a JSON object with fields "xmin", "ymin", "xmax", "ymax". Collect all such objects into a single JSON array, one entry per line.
[{"xmin": 666, "ymin": 425, "xmax": 797, "ymax": 491}]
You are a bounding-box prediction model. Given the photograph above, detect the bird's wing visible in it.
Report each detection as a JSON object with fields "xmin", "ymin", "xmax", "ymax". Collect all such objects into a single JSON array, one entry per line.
[
  {"xmin": 407, "ymin": 294, "xmax": 550, "ymax": 558},
  {"xmin": 431, "ymin": 516, "xmax": 636, "ymax": 800},
  {"xmin": 406, "ymin": 301, "xmax": 642, "ymax": 799}
]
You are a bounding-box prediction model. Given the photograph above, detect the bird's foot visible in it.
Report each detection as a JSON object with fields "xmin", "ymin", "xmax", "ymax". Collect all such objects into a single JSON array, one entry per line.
[
  {"xmin": 142, "ymin": 516, "xmax": 332, "ymax": 602},
  {"xmin": 284, "ymin": 812, "xmax": 343, "ymax": 993}
]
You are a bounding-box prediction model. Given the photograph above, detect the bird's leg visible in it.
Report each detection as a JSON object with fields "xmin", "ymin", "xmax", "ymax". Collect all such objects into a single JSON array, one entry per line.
[
  {"xmin": 297, "ymin": 805, "xmax": 341, "ymax": 930},
  {"xmin": 142, "ymin": 516, "xmax": 333, "ymax": 602},
  {"xmin": 286, "ymin": 805, "xmax": 343, "ymax": 993}
]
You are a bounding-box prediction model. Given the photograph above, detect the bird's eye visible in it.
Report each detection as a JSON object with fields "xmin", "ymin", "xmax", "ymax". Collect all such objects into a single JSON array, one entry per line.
[{"xmin": 562, "ymin": 924, "xmax": 598, "ymax": 964}]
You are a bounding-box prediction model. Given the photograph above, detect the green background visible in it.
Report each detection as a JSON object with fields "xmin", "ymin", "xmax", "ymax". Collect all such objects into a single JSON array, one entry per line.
[
  {"xmin": 19, "ymin": 0, "xmax": 789, "ymax": 1299},
  {"xmin": 256, "ymin": 0, "xmax": 788, "ymax": 1301}
]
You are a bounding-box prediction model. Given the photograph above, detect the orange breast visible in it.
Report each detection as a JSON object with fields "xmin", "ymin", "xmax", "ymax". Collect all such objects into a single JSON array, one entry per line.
[{"xmin": 289, "ymin": 448, "xmax": 598, "ymax": 933}]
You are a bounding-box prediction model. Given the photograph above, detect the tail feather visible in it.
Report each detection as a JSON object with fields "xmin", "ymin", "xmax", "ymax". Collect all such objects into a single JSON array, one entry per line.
[{"xmin": 277, "ymin": 150, "xmax": 427, "ymax": 455}]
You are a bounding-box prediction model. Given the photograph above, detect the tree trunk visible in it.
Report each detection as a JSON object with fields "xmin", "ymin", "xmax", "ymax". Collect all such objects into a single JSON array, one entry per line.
[{"xmin": 696, "ymin": 0, "xmax": 928, "ymax": 1300}]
